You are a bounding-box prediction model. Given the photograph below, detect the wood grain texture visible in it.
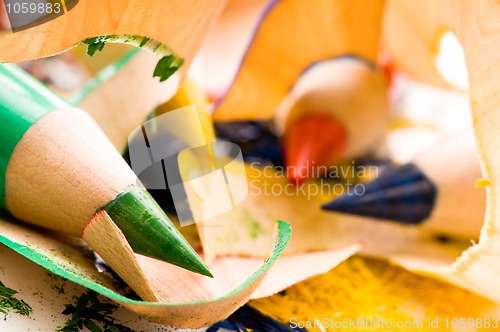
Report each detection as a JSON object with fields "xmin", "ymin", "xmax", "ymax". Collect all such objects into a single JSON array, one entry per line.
[
  {"xmin": 382, "ymin": 0, "xmax": 500, "ymax": 304},
  {"xmin": 0, "ymin": 0, "xmax": 226, "ymax": 70},
  {"xmin": 213, "ymin": 0, "xmax": 386, "ymax": 121},
  {"xmin": 82, "ymin": 210, "xmax": 159, "ymax": 302},
  {"xmin": 5, "ymin": 108, "xmax": 137, "ymax": 235},
  {"xmin": 383, "ymin": 0, "xmax": 451, "ymax": 88},
  {"xmin": 441, "ymin": 0, "xmax": 500, "ymax": 302}
]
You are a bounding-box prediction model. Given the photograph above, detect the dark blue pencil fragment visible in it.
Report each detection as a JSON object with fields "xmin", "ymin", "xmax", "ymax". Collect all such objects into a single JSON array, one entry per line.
[
  {"xmin": 214, "ymin": 120, "xmax": 284, "ymax": 167},
  {"xmin": 322, "ymin": 163, "xmax": 437, "ymax": 224},
  {"xmin": 208, "ymin": 305, "xmax": 307, "ymax": 332}
]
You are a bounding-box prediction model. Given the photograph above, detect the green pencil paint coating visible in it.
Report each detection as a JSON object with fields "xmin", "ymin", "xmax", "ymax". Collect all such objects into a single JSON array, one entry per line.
[
  {"xmin": 0, "ymin": 63, "xmax": 212, "ymax": 277},
  {"xmin": 0, "ymin": 64, "xmax": 67, "ymax": 209}
]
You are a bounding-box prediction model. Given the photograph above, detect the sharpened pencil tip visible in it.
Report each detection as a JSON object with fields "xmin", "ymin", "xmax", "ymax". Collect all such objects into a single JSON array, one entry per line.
[
  {"xmin": 284, "ymin": 113, "xmax": 347, "ymax": 184},
  {"xmin": 322, "ymin": 163, "xmax": 437, "ymax": 225},
  {"xmin": 103, "ymin": 186, "xmax": 213, "ymax": 277},
  {"xmin": 195, "ymin": 264, "xmax": 214, "ymax": 278}
]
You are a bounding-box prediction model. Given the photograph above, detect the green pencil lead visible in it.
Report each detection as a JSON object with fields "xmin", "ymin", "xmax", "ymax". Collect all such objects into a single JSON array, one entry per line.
[{"xmin": 103, "ymin": 186, "xmax": 213, "ymax": 278}]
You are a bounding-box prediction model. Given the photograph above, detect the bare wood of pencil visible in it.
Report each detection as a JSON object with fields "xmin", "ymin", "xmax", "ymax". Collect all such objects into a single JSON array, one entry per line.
[
  {"xmin": 0, "ymin": 0, "xmax": 227, "ymax": 156},
  {"xmin": 1, "ymin": 64, "xmax": 212, "ymax": 280},
  {"xmin": 83, "ymin": 211, "xmax": 159, "ymax": 302},
  {"xmin": 0, "ymin": 0, "xmax": 227, "ymax": 70}
]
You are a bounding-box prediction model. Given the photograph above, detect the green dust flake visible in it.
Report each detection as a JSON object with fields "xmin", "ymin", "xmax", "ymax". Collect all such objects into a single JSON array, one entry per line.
[
  {"xmin": 153, "ymin": 54, "xmax": 184, "ymax": 82},
  {"xmin": 47, "ymin": 272, "xmax": 68, "ymax": 295},
  {"xmin": 82, "ymin": 37, "xmax": 112, "ymax": 57},
  {"xmin": 139, "ymin": 37, "xmax": 150, "ymax": 48},
  {"xmin": 58, "ymin": 290, "xmax": 133, "ymax": 332},
  {"xmin": 242, "ymin": 209, "xmax": 266, "ymax": 239},
  {"xmin": 0, "ymin": 281, "xmax": 33, "ymax": 317}
]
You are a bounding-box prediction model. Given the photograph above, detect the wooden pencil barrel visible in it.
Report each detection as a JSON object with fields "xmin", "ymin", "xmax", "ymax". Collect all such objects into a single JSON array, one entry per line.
[{"xmin": 5, "ymin": 107, "xmax": 137, "ymax": 235}]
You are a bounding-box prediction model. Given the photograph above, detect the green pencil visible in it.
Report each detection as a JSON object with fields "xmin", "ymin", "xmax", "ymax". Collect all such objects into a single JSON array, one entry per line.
[{"xmin": 0, "ymin": 63, "xmax": 212, "ymax": 277}]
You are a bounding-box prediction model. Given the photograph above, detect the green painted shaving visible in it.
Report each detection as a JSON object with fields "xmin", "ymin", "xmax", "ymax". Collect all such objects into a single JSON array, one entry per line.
[
  {"xmin": 82, "ymin": 37, "xmax": 110, "ymax": 57},
  {"xmin": 0, "ymin": 280, "xmax": 32, "ymax": 317},
  {"xmin": 68, "ymin": 47, "xmax": 141, "ymax": 105},
  {"xmin": 153, "ymin": 54, "xmax": 184, "ymax": 82},
  {"xmin": 79, "ymin": 35, "xmax": 184, "ymax": 83},
  {"xmin": 0, "ymin": 221, "xmax": 292, "ymax": 316}
]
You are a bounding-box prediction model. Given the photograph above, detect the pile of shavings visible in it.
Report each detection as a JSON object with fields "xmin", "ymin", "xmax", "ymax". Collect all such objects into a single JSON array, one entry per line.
[{"xmin": 246, "ymin": 256, "xmax": 497, "ymax": 332}]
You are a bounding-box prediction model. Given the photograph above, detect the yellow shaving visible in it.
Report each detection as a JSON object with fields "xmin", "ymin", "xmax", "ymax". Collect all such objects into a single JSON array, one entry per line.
[
  {"xmin": 475, "ymin": 179, "xmax": 491, "ymax": 189},
  {"xmin": 156, "ymin": 77, "xmax": 216, "ymax": 143},
  {"xmin": 250, "ymin": 256, "xmax": 497, "ymax": 331}
]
